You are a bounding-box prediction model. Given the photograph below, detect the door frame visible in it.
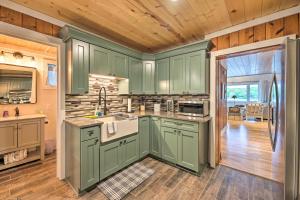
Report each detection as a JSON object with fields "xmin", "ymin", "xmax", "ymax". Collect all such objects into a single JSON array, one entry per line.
[
  {"xmin": 209, "ymin": 34, "xmax": 296, "ymax": 168},
  {"xmin": 0, "ymin": 22, "xmax": 66, "ymax": 179}
]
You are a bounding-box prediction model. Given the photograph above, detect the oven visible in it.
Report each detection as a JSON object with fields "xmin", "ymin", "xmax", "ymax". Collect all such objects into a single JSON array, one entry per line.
[{"xmin": 177, "ymin": 100, "xmax": 209, "ymax": 117}]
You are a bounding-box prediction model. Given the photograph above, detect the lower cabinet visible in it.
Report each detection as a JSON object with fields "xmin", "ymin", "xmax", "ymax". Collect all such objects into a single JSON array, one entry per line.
[
  {"xmin": 66, "ymin": 125, "xmax": 100, "ymax": 193},
  {"xmin": 177, "ymin": 130, "xmax": 199, "ymax": 172},
  {"xmin": 81, "ymin": 137, "xmax": 100, "ymax": 190},
  {"xmin": 139, "ymin": 117, "xmax": 150, "ymax": 158},
  {"xmin": 161, "ymin": 127, "xmax": 178, "ymax": 164},
  {"xmin": 100, "ymin": 134, "xmax": 139, "ymax": 180},
  {"xmin": 150, "ymin": 117, "xmax": 161, "ymax": 158}
]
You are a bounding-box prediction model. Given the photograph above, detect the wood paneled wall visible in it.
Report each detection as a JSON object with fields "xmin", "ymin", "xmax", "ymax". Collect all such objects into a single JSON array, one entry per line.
[
  {"xmin": 0, "ymin": 6, "xmax": 61, "ymax": 37},
  {"xmin": 211, "ymin": 14, "xmax": 300, "ymax": 51}
]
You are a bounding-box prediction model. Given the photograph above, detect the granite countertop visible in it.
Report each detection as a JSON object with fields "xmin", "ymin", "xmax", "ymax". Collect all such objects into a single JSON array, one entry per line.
[
  {"xmin": 65, "ymin": 111, "xmax": 211, "ymax": 128},
  {"xmin": 64, "ymin": 117, "xmax": 104, "ymax": 128},
  {"xmin": 0, "ymin": 114, "xmax": 46, "ymax": 122},
  {"xmin": 135, "ymin": 111, "xmax": 211, "ymax": 123}
]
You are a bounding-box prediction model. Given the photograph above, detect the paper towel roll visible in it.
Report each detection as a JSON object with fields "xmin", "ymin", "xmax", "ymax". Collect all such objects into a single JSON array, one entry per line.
[{"xmin": 127, "ymin": 98, "xmax": 132, "ymax": 112}]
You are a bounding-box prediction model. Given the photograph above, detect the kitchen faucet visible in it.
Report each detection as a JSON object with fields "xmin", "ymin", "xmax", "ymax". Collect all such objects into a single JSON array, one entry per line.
[{"xmin": 96, "ymin": 87, "xmax": 107, "ymax": 116}]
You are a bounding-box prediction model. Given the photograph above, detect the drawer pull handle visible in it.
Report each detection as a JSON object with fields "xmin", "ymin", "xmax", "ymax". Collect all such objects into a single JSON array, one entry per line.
[
  {"xmin": 88, "ymin": 131, "xmax": 94, "ymax": 136},
  {"xmin": 120, "ymin": 141, "xmax": 122, "ymax": 146},
  {"xmin": 95, "ymin": 139, "xmax": 99, "ymax": 144},
  {"xmin": 124, "ymin": 140, "xmax": 127, "ymax": 144}
]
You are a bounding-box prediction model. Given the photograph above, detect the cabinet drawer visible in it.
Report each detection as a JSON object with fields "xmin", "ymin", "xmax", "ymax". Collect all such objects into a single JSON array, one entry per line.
[
  {"xmin": 161, "ymin": 118, "xmax": 178, "ymax": 129},
  {"xmin": 176, "ymin": 121, "xmax": 199, "ymax": 132},
  {"xmin": 161, "ymin": 118, "xmax": 198, "ymax": 132},
  {"xmin": 81, "ymin": 126, "xmax": 100, "ymax": 141}
]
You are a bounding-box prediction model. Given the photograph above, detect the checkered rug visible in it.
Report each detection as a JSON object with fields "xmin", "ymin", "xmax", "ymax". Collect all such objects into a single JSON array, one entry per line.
[{"xmin": 98, "ymin": 162, "xmax": 154, "ymax": 200}]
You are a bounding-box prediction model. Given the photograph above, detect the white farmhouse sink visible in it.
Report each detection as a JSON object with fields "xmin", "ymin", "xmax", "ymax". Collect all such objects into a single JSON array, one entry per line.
[{"xmin": 97, "ymin": 115, "xmax": 138, "ymax": 143}]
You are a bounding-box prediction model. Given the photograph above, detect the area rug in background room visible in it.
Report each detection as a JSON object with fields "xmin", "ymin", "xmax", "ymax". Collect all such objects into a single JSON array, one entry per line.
[{"xmin": 98, "ymin": 162, "xmax": 154, "ymax": 200}]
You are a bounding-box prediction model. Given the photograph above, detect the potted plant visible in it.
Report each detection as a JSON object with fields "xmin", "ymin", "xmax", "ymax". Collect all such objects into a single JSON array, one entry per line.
[{"xmin": 232, "ymin": 95, "xmax": 237, "ymax": 106}]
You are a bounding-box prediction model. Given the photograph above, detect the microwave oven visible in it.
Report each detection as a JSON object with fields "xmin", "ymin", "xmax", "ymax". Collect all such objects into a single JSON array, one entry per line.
[{"xmin": 177, "ymin": 100, "xmax": 209, "ymax": 117}]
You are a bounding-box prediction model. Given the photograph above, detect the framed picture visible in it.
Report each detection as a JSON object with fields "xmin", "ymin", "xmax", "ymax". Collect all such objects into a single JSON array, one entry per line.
[{"xmin": 43, "ymin": 59, "xmax": 57, "ymax": 89}]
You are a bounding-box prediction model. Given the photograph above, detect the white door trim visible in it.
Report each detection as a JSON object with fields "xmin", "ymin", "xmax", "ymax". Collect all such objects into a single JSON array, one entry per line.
[
  {"xmin": 0, "ymin": 22, "xmax": 66, "ymax": 179},
  {"xmin": 209, "ymin": 34, "xmax": 296, "ymax": 168}
]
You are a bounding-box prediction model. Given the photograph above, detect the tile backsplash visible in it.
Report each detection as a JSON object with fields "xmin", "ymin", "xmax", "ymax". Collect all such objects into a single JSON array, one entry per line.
[{"xmin": 65, "ymin": 74, "xmax": 209, "ymax": 118}]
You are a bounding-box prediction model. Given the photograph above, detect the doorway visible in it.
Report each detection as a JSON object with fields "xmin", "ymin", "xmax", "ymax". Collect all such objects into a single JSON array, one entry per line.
[
  {"xmin": 0, "ymin": 33, "xmax": 59, "ymax": 173},
  {"xmin": 216, "ymin": 46, "xmax": 285, "ymax": 183}
]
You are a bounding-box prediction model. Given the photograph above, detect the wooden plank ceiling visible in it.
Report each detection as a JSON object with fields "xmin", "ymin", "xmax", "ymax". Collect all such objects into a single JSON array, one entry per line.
[
  {"xmin": 12, "ymin": 0, "xmax": 300, "ymax": 52},
  {"xmin": 221, "ymin": 48, "xmax": 283, "ymax": 77}
]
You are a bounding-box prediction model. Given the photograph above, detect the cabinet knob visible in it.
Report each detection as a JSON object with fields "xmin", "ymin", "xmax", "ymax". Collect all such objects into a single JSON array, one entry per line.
[
  {"xmin": 88, "ymin": 131, "xmax": 94, "ymax": 136},
  {"xmin": 119, "ymin": 141, "xmax": 122, "ymax": 146},
  {"xmin": 95, "ymin": 139, "xmax": 99, "ymax": 144},
  {"xmin": 174, "ymin": 130, "xmax": 177, "ymax": 133},
  {"xmin": 124, "ymin": 140, "xmax": 127, "ymax": 144}
]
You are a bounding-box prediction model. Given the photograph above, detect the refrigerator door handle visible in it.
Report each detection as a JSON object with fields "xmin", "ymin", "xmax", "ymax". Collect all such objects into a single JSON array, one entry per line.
[{"xmin": 268, "ymin": 74, "xmax": 279, "ymax": 152}]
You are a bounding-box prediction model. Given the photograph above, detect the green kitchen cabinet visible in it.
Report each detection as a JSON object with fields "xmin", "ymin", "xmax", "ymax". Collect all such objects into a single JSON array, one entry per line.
[
  {"xmin": 150, "ymin": 117, "xmax": 161, "ymax": 158},
  {"xmin": 100, "ymin": 140, "xmax": 122, "ymax": 180},
  {"xmin": 129, "ymin": 57, "xmax": 143, "ymax": 94},
  {"xmin": 185, "ymin": 50, "xmax": 208, "ymax": 94},
  {"xmin": 139, "ymin": 117, "xmax": 150, "ymax": 158},
  {"xmin": 100, "ymin": 134, "xmax": 139, "ymax": 180},
  {"xmin": 161, "ymin": 127, "xmax": 178, "ymax": 164},
  {"xmin": 81, "ymin": 137, "xmax": 100, "ymax": 190},
  {"xmin": 177, "ymin": 129, "xmax": 199, "ymax": 172},
  {"xmin": 66, "ymin": 39, "xmax": 89, "ymax": 94},
  {"xmin": 122, "ymin": 134, "xmax": 140, "ymax": 167},
  {"xmin": 170, "ymin": 55, "xmax": 186, "ymax": 94},
  {"xmin": 143, "ymin": 61, "xmax": 155, "ymax": 94},
  {"xmin": 65, "ymin": 124, "xmax": 100, "ymax": 194},
  {"xmin": 111, "ymin": 52, "xmax": 129, "ymax": 78},
  {"xmin": 155, "ymin": 58, "xmax": 170, "ymax": 94},
  {"xmin": 90, "ymin": 44, "xmax": 111, "ymax": 76}
]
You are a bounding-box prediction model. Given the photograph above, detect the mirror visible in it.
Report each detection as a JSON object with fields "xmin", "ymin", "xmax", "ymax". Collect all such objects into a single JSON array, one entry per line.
[{"xmin": 0, "ymin": 64, "xmax": 37, "ymax": 104}]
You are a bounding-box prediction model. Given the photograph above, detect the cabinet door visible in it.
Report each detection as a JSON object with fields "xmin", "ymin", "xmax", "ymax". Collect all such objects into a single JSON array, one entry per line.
[
  {"xmin": 123, "ymin": 134, "xmax": 139, "ymax": 167},
  {"xmin": 128, "ymin": 57, "xmax": 143, "ymax": 94},
  {"xmin": 72, "ymin": 39, "xmax": 89, "ymax": 94},
  {"xmin": 143, "ymin": 61, "xmax": 155, "ymax": 94},
  {"xmin": 139, "ymin": 117, "xmax": 150, "ymax": 158},
  {"xmin": 150, "ymin": 117, "xmax": 161, "ymax": 158},
  {"xmin": 170, "ymin": 55, "xmax": 186, "ymax": 94},
  {"xmin": 155, "ymin": 58, "xmax": 170, "ymax": 94},
  {"xmin": 100, "ymin": 140, "xmax": 122, "ymax": 180},
  {"xmin": 81, "ymin": 138, "xmax": 100, "ymax": 190},
  {"xmin": 177, "ymin": 130, "xmax": 199, "ymax": 172},
  {"xmin": 0, "ymin": 122, "xmax": 17, "ymax": 152},
  {"xmin": 90, "ymin": 45, "xmax": 111, "ymax": 76},
  {"xmin": 185, "ymin": 50, "xmax": 207, "ymax": 94},
  {"xmin": 111, "ymin": 52, "xmax": 128, "ymax": 78},
  {"xmin": 18, "ymin": 120, "xmax": 40, "ymax": 147},
  {"xmin": 161, "ymin": 127, "xmax": 178, "ymax": 164}
]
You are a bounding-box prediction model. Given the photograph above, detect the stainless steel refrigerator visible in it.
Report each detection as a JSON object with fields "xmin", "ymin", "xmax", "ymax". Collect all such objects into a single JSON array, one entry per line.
[{"xmin": 284, "ymin": 38, "xmax": 300, "ymax": 200}]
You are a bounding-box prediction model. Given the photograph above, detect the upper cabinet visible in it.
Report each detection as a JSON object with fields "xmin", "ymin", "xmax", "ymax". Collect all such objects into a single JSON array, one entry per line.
[
  {"xmin": 142, "ymin": 61, "xmax": 155, "ymax": 94},
  {"xmin": 90, "ymin": 45, "xmax": 128, "ymax": 78},
  {"xmin": 170, "ymin": 55, "xmax": 186, "ymax": 94},
  {"xmin": 111, "ymin": 52, "xmax": 129, "ymax": 78},
  {"xmin": 185, "ymin": 50, "xmax": 209, "ymax": 94},
  {"xmin": 66, "ymin": 39, "xmax": 89, "ymax": 94},
  {"xmin": 129, "ymin": 57, "xmax": 143, "ymax": 94},
  {"xmin": 90, "ymin": 45, "xmax": 111, "ymax": 76},
  {"xmin": 155, "ymin": 58, "xmax": 170, "ymax": 94}
]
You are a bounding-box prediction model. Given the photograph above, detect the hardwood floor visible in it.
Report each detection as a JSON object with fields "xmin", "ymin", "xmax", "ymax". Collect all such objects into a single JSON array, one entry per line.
[
  {"xmin": 221, "ymin": 120, "xmax": 284, "ymax": 183},
  {"xmin": 0, "ymin": 153, "xmax": 283, "ymax": 200}
]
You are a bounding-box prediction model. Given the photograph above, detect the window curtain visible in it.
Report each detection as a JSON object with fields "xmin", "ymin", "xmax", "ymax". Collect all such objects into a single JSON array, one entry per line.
[{"xmin": 259, "ymin": 80, "xmax": 269, "ymax": 103}]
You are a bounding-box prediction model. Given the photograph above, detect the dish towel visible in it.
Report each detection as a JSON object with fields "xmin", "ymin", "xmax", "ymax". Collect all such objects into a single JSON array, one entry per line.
[
  {"xmin": 113, "ymin": 122, "xmax": 118, "ymax": 133},
  {"xmin": 107, "ymin": 123, "xmax": 115, "ymax": 134}
]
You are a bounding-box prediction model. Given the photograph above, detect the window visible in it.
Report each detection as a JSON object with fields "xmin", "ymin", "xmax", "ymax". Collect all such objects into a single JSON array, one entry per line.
[
  {"xmin": 227, "ymin": 85, "xmax": 247, "ymax": 102},
  {"xmin": 227, "ymin": 83, "xmax": 259, "ymax": 102},
  {"xmin": 47, "ymin": 63, "xmax": 57, "ymax": 87}
]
